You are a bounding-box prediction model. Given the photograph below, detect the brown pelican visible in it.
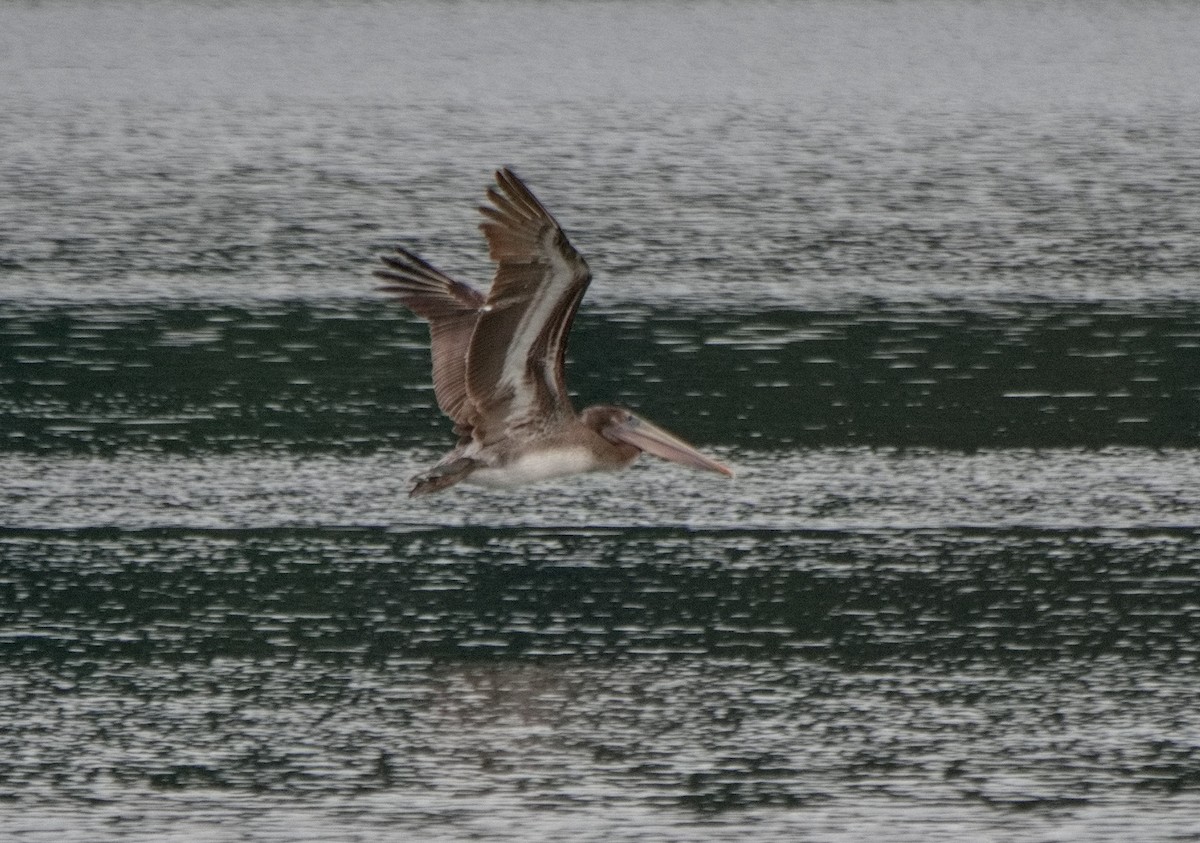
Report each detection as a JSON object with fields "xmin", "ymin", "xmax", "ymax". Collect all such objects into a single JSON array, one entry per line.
[{"xmin": 375, "ymin": 168, "xmax": 733, "ymax": 497}]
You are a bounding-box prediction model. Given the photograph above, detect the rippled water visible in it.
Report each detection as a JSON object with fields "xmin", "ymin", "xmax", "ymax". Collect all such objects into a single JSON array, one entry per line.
[{"xmin": 3, "ymin": 1, "xmax": 1200, "ymax": 840}]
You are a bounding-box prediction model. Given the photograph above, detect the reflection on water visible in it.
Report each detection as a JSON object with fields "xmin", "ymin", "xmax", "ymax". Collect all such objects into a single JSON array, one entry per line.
[{"xmin": 3, "ymin": 524, "xmax": 1200, "ymax": 841}]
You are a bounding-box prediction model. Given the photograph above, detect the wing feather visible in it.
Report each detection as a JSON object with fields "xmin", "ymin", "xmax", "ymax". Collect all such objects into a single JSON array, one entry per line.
[
  {"xmin": 467, "ymin": 169, "xmax": 592, "ymax": 438},
  {"xmin": 374, "ymin": 248, "xmax": 485, "ymax": 432}
]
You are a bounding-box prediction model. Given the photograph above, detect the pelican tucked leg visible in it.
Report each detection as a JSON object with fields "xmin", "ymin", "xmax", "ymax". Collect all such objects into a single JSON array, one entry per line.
[{"xmin": 410, "ymin": 457, "xmax": 478, "ymax": 497}]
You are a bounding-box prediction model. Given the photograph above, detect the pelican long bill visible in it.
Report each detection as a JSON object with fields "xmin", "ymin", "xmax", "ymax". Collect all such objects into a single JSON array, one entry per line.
[{"xmin": 601, "ymin": 414, "xmax": 734, "ymax": 478}]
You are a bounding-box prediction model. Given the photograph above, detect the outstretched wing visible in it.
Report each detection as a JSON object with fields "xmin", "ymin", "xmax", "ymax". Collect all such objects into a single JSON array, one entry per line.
[
  {"xmin": 467, "ymin": 168, "xmax": 592, "ymax": 439},
  {"xmin": 374, "ymin": 247, "xmax": 485, "ymax": 432}
]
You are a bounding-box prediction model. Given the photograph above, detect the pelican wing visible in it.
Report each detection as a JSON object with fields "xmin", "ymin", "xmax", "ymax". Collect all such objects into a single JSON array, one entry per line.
[
  {"xmin": 468, "ymin": 169, "xmax": 592, "ymax": 439},
  {"xmin": 375, "ymin": 248, "xmax": 485, "ymax": 432}
]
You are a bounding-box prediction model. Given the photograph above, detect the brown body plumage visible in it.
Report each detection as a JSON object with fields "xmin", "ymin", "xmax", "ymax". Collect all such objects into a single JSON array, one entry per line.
[{"xmin": 375, "ymin": 169, "xmax": 732, "ymax": 496}]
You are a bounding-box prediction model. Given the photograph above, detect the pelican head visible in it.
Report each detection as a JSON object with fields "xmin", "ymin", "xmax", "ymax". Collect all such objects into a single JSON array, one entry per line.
[{"xmin": 580, "ymin": 405, "xmax": 734, "ymax": 478}]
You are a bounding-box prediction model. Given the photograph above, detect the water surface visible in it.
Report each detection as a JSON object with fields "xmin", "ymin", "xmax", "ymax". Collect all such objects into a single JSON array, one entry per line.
[{"xmin": 2, "ymin": 1, "xmax": 1200, "ymax": 840}]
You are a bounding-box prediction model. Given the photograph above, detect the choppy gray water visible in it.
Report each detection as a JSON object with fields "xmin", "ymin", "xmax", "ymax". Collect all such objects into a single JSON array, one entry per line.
[{"xmin": 3, "ymin": 1, "xmax": 1200, "ymax": 841}]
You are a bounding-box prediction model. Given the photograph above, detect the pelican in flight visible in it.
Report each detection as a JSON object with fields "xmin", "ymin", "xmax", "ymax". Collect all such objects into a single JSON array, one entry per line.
[{"xmin": 376, "ymin": 168, "xmax": 733, "ymax": 497}]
